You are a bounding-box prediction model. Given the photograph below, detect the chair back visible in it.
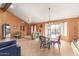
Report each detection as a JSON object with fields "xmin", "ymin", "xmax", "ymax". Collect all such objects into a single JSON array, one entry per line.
[
  {"xmin": 58, "ymin": 36, "xmax": 61, "ymax": 42},
  {"xmin": 39, "ymin": 36, "xmax": 46, "ymax": 42}
]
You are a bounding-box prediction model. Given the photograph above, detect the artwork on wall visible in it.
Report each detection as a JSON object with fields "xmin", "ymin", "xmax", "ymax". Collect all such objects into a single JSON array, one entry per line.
[{"xmin": 40, "ymin": 24, "xmax": 43, "ymax": 28}]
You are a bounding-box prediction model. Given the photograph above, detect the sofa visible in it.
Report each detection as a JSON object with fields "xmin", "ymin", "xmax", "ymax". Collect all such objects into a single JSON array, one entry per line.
[
  {"xmin": 24, "ymin": 35, "xmax": 32, "ymax": 40},
  {"xmin": 0, "ymin": 40, "xmax": 21, "ymax": 56},
  {"xmin": 32, "ymin": 32, "xmax": 40, "ymax": 40},
  {"xmin": 71, "ymin": 41, "xmax": 79, "ymax": 56}
]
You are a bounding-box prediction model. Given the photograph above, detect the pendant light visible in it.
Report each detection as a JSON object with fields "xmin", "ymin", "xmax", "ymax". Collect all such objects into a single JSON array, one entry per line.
[{"xmin": 48, "ymin": 8, "xmax": 51, "ymax": 39}]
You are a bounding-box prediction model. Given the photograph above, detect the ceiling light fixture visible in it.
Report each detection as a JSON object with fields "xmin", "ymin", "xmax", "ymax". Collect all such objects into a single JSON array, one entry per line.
[{"xmin": 47, "ymin": 8, "xmax": 51, "ymax": 41}]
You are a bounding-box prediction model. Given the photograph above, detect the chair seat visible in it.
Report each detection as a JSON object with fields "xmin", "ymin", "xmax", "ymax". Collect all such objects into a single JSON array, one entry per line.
[{"xmin": 51, "ymin": 40, "xmax": 60, "ymax": 44}]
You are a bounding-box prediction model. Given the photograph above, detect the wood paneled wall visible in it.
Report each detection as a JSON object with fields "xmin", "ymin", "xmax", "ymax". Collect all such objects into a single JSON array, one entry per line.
[
  {"xmin": 31, "ymin": 18, "xmax": 79, "ymax": 42},
  {"xmin": 0, "ymin": 9, "xmax": 29, "ymax": 40},
  {"xmin": 0, "ymin": 8, "xmax": 79, "ymax": 42}
]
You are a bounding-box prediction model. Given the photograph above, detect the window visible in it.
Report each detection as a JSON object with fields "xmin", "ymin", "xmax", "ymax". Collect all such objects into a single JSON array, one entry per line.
[
  {"xmin": 45, "ymin": 22, "xmax": 67, "ymax": 38},
  {"xmin": 31, "ymin": 25, "xmax": 37, "ymax": 33},
  {"xmin": 31, "ymin": 25, "xmax": 33, "ymax": 33}
]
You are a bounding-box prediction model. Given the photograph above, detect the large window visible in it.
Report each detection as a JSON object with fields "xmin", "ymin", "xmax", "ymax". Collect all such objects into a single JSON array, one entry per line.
[{"xmin": 45, "ymin": 22, "xmax": 67, "ymax": 38}]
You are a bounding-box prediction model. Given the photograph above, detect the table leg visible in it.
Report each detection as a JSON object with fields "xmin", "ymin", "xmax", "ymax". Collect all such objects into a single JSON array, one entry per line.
[
  {"xmin": 47, "ymin": 42, "xmax": 50, "ymax": 49},
  {"xmin": 58, "ymin": 43, "xmax": 61, "ymax": 51}
]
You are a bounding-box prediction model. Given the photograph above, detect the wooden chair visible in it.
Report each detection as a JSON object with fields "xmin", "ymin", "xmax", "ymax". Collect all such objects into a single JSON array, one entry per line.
[
  {"xmin": 39, "ymin": 36, "xmax": 47, "ymax": 48},
  {"xmin": 51, "ymin": 36, "xmax": 61, "ymax": 48}
]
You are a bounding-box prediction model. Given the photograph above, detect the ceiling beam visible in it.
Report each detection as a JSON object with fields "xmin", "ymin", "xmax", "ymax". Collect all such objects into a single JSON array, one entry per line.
[{"xmin": 1, "ymin": 3, "xmax": 12, "ymax": 12}]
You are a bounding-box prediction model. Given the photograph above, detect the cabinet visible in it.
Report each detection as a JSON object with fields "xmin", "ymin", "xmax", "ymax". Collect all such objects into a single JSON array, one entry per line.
[{"xmin": 2, "ymin": 24, "xmax": 11, "ymax": 39}]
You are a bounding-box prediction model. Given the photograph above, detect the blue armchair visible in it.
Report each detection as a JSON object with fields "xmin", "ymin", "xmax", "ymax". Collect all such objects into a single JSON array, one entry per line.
[{"xmin": 0, "ymin": 40, "xmax": 21, "ymax": 56}]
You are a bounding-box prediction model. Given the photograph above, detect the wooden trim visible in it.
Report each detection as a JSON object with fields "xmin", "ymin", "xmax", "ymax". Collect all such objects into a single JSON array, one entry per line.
[
  {"xmin": 1, "ymin": 3, "xmax": 12, "ymax": 12},
  {"xmin": 30, "ymin": 17, "xmax": 79, "ymax": 25}
]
